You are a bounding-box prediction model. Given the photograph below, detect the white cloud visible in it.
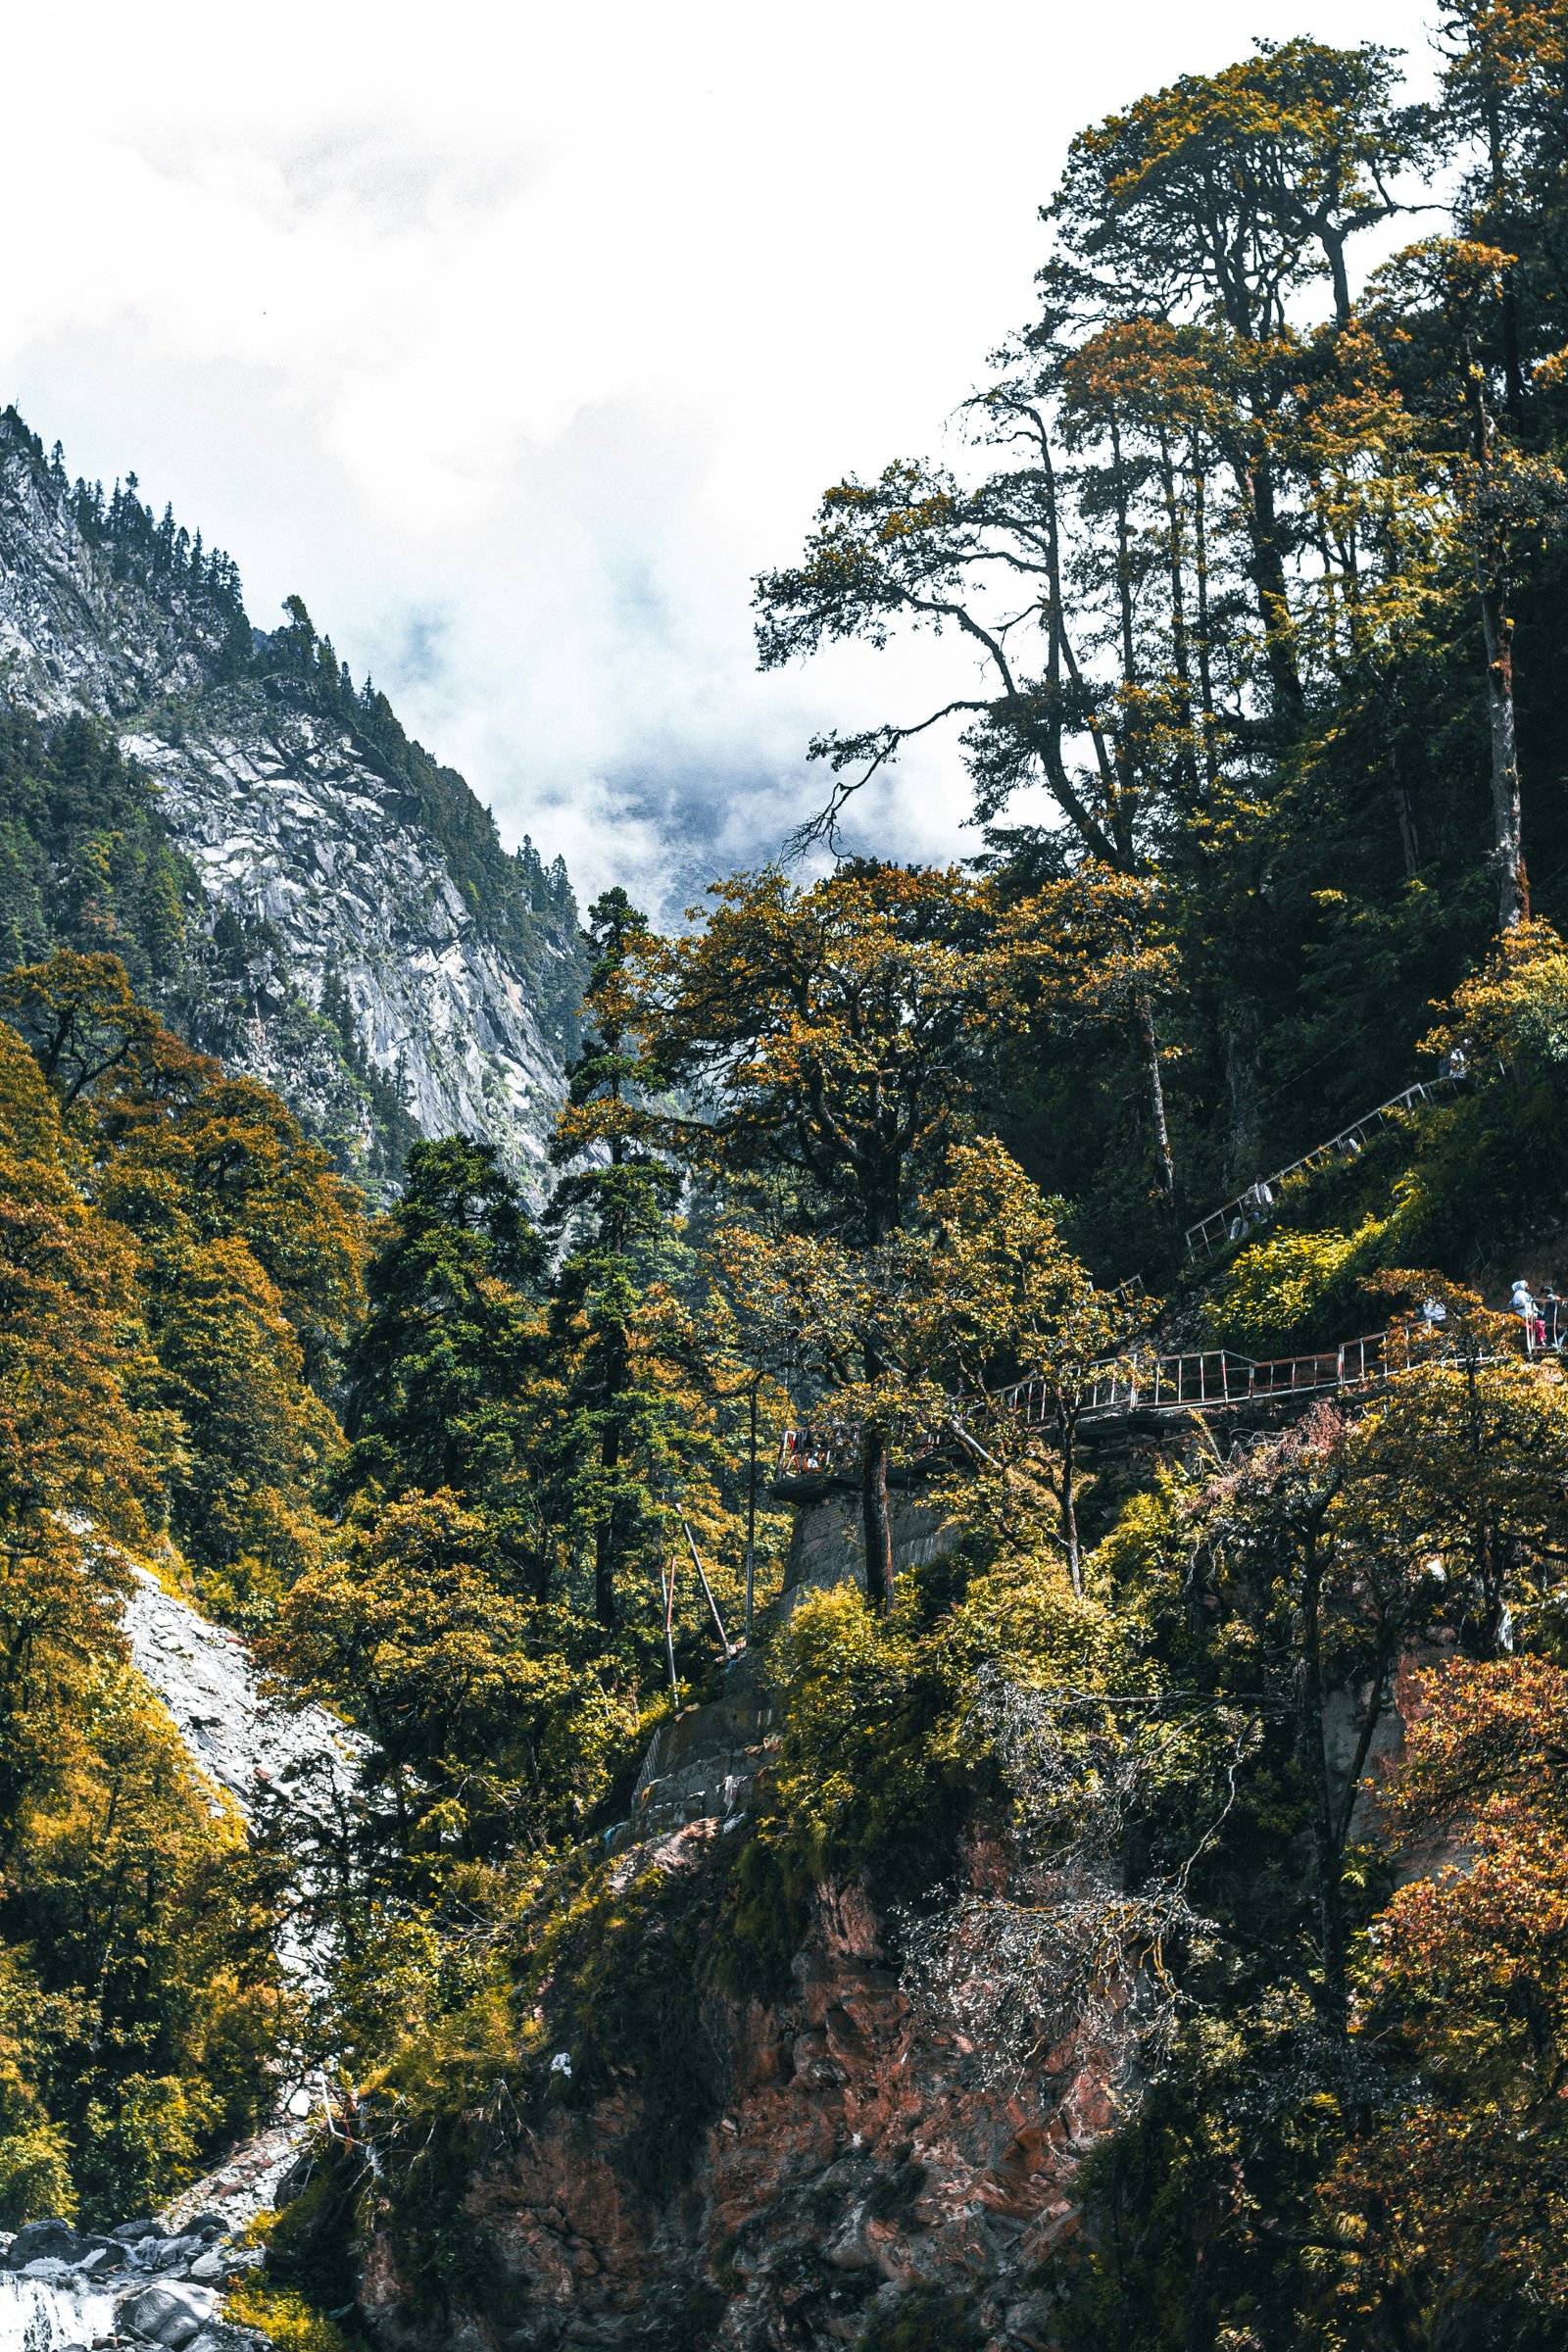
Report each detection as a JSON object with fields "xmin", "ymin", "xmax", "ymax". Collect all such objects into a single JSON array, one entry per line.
[{"xmin": 3, "ymin": 0, "xmax": 1438, "ymax": 912}]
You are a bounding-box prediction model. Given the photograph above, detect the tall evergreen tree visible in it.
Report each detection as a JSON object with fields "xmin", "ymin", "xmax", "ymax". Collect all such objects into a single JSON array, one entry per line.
[{"xmin": 546, "ymin": 890, "xmax": 714, "ymax": 1633}]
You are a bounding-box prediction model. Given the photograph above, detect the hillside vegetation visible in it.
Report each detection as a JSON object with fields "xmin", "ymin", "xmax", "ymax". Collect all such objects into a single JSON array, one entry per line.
[{"xmin": 6, "ymin": 6, "xmax": 1568, "ymax": 2348}]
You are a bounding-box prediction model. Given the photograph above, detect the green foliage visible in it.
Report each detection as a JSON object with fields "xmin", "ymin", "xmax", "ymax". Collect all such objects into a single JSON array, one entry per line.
[
  {"xmin": 729, "ymin": 1537, "xmax": 1143, "ymax": 1996},
  {"xmin": 0, "ymin": 705, "xmax": 201, "ymax": 996},
  {"xmin": 1203, "ymin": 1214, "xmax": 1389, "ymax": 1353},
  {"xmin": 14, "ymin": 18, "xmax": 1568, "ymax": 2343},
  {"xmin": 857, "ymin": 2285, "xmax": 986, "ymax": 2351},
  {"xmin": 0, "ymin": 2119, "xmax": 75, "ymax": 2229},
  {"xmin": 338, "ymin": 1136, "xmax": 548, "ymax": 1574}
]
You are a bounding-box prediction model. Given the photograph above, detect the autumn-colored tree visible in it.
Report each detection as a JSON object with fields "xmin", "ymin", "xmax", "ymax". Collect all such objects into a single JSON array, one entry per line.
[
  {"xmin": 1362, "ymin": 234, "xmax": 1568, "ymax": 927},
  {"xmin": 1435, "ymin": 0, "xmax": 1568, "ymax": 411},
  {"xmin": 0, "ymin": 950, "xmax": 212, "ymax": 1110},
  {"xmin": 1052, "ymin": 41, "xmax": 1428, "ymax": 721},
  {"xmin": 754, "ymin": 42, "xmax": 1427, "ymax": 857},
  {"xmin": 262, "ymin": 1490, "xmax": 614, "ymax": 1881},
  {"xmin": 1004, "ymin": 866, "xmax": 1182, "ymax": 1202},
  {"xmin": 896, "ymin": 1141, "xmax": 1148, "ymax": 1589},
  {"xmin": 93, "ymin": 1066, "xmax": 367, "ymax": 1385},
  {"xmin": 1329, "ymin": 1653, "xmax": 1568, "ymax": 2329},
  {"xmin": 6, "ymin": 1668, "xmax": 285, "ymax": 2221},
  {"xmin": 0, "ymin": 1020, "xmax": 156, "ymax": 1550},
  {"xmin": 640, "ymin": 862, "xmax": 1015, "ymax": 1244},
  {"xmin": 0, "ymin": 1005, "xmax": 285, "ymax": 2226},
  {"xmin": 722, "ymin": 1141, "xmax": 1139, "ymax": 1605},
  {"xmin": 640, "ymin": 864, "xmax": 1025, "ymax": 1603}
]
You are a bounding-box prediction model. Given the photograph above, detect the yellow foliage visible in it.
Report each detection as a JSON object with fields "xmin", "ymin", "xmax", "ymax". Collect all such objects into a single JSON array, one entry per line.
[
  {"xmin": 1422, "ymin": 915, "xmax": 1568, "ymax": 1068},
  {"xmin": 224, "ymin": 2280, "xmax": 354, "ymax": 2352},
  {"xmin": 1204, "ymin": 1216, "xmax": 1388, "ymax": 1354}
]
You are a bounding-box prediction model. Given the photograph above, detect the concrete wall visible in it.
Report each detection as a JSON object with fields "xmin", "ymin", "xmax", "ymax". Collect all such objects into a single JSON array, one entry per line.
[{"xmin": 778, "ymin": 1485, "xmax": 961, "ymax": 1618}]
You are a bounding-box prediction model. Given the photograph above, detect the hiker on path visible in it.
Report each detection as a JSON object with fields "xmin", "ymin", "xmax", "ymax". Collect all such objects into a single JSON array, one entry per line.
[
  {"xmin": 1512, "ymin": 1278, "xmax": 1544, "ymax": 1352},
  {"xmin": 1229, "ymin": 1179, "xmax": 1276, "ymax": 1242}
]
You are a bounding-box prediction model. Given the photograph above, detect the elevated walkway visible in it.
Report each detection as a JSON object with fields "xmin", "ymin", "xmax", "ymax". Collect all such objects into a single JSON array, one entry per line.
[
  {"xmin": 1184, "ymin": 1074, "xmax": 1462, "ymax": 1260},
  {"xmin": 773, "ymin": 1325, "xmax": 1509, "ymax": 1480}
]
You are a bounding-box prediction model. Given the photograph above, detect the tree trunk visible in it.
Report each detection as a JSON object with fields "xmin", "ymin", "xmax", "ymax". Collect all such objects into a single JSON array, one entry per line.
[
  {"xmin": 1192, "ymin": 449, "xmax": 1220, "ymax": 794},
  {"xmin": 1479, "ymin": 575, "xmax": 1527, "ymax": 929},
  {"xmin": 1237, "ymin": 426, "xmax": 1304, "ymax": 729},
  {"xmin": 1139, "ymin": 991, "xmax": 1177, "ymax": 1206},
  {"xmin": 1059, "ymin": 1415, "xmax": 1081, "ymax": 1596},
  {"xmin": 1157, "ymin": 430, "xmax": 1199, "ymax": 807},
  {"xmin": 860, "ymin": 1418, "xmax": 896, "ymax": 1615},
  {"xmin": 1224, "ymin": 1000, "xmax": 1263, "ymax": 1186},
  {"xmin": 1389, "ymin": 728, "xmax": 1421, "ymax": 886},
  {"xmin": 595, "ymin": 1418, "xmax": 620, "ymax": 1630},
  {"xmin": 1484, "ymin": 88, "xmax": 1525, "ymax": 418},
  {"xmin": 744, "ymin": 1382, "xmax": 759, "ymax": 1640}
]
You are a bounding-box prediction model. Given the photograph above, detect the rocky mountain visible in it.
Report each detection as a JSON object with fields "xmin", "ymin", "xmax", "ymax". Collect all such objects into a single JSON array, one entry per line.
[{"xmin": 0, "ymin": 406, "xmax": 586, "ymax": 1195}]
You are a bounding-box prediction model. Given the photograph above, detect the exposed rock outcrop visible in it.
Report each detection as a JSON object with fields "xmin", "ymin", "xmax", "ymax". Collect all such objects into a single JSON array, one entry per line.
[
  {"xmin": 354, "ymin": 1820, "xmax": 1104, "ymax": 2352},
  {"xmin": 122, "ymin": 1567, "xmax": 361, "ymax": 1829}
]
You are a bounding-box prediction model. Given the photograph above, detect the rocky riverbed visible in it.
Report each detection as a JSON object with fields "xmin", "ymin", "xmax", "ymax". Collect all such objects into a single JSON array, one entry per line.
[{"xmin": 0, "ymin": 2212, "xmax": 266, "ymax": 2352}]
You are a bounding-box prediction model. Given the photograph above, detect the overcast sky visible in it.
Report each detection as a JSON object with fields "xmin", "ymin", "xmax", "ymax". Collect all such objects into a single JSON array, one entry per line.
[{"xmin": 4, "ymin": 0, "xmax": 1437, "ymax": 914}]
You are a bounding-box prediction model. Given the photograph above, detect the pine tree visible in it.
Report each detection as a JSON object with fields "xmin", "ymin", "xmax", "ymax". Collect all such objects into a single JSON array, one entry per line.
[{"xmin": 545, "ymin": 890, "xmax": 717, "ymax": 1633}]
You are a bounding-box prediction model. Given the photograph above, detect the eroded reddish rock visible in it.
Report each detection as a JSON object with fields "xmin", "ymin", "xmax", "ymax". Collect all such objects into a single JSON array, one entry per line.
[{"xmin": 357, "ymin": 1820, "xmax": 1118, "ymax": 2351}]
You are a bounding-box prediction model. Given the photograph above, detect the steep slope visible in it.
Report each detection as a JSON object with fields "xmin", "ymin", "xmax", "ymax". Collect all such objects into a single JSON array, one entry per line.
[{"xmin": 0, "ymin": 407, "xmax": 585, "ymax": 1193}]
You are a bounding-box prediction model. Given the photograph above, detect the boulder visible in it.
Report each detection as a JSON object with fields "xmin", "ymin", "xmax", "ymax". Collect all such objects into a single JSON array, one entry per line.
[
  {"xmin": 5, "ymin": 2217, "xmax": 82, "ymax": 2265},
  {"xmin": 111, "ymin": 2220, "xmax": 163, "ymax": 2243},
  {"xmin": 119, "ymin": 2280, "xmax": 220, "ymax": 2348}
]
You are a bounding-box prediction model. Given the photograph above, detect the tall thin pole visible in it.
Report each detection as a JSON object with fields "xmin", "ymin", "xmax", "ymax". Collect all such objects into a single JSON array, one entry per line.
[
  {"xmin": 681, "ymin": 1516, "xmax": 732, "ymax": 1654},
  {"xmin": 744, "ymin": 1382, "xmax": 759, "ymax": 1641},
  {"xmin": 662, "ymin": 1556, "xmax": 678, "ymax": 1699}
]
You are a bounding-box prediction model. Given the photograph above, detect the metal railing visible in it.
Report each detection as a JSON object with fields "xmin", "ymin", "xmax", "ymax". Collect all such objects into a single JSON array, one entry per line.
[
  {"xmin": 773, "ymin": 1327, "xmax": 1439, "ymax": 1478},
  {"xmin": 1184, "ymin": 1076, "xmax": 1460, "ymax": 1261}
]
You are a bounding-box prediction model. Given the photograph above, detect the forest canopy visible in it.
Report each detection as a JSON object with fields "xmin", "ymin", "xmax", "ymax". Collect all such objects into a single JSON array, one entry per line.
[{"xmin": 7, "ymin": 8, "xmax": 1568, "ymax": 2348}]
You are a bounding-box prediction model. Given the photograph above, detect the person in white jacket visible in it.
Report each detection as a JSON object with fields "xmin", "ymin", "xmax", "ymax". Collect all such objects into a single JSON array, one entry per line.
[{"xmin": 1512, "ymin": 1278, "xmax": 1543, "ymax": 1352}]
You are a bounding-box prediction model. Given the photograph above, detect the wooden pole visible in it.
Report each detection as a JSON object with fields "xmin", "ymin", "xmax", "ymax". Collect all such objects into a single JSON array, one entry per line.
[
  {"xmin": 662, "ymin": 1555, "xmax": 679, "ymax": 1699},
  {"xmin": 744, "ymin": 1382, "xmax": 759, "ymax": 1641},
  {"xmin": 681, "ymin": 1517, "xmax": 732, "ymax": 1654}
]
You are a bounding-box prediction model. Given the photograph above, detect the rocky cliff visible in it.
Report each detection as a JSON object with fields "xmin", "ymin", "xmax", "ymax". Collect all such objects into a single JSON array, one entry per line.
[
  {"xmin": 356, "ymin": 1822, "xmax": 1100, "ymax": 2352},
  {"xmin": 0, "ymin": 407, "xmax": 585, "ymax": 1193}
]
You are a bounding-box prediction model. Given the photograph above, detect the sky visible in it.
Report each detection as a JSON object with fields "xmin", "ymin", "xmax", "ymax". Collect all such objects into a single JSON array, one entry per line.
[{"xmin": 3, "ymin": 0, "xmax": 1439, "ymax": 915}]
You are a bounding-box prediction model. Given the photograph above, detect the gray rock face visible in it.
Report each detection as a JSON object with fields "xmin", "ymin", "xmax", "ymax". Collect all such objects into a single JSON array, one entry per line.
[
  {"xmin": 0, "ymin": 408, "xmax": 584, "ymax": 1193},
  {"xmin": 117, "ymin": 705, "xmax": 570, "ymax": 1180},
  {"xmin": 122, "ymin": 1567, "xmax": 361, "ymax": 1827},
  {"xmin": 119, "ymin": 2280, "xmax": 220, "ymax": 2347},
  {"xmin": 121, "ymin": 1565, "xmax": 364, "ymax": 1995}
]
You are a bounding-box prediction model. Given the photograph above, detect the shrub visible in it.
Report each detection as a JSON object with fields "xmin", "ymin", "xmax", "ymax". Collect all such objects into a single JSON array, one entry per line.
[
  {"xmin": 1203, "ymin": 1216, "xmax": 1387, "ymax": 1355},
  {"xmin": 225, "ymin": 2279, "xmax": 357, "ymax": 2352}
]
